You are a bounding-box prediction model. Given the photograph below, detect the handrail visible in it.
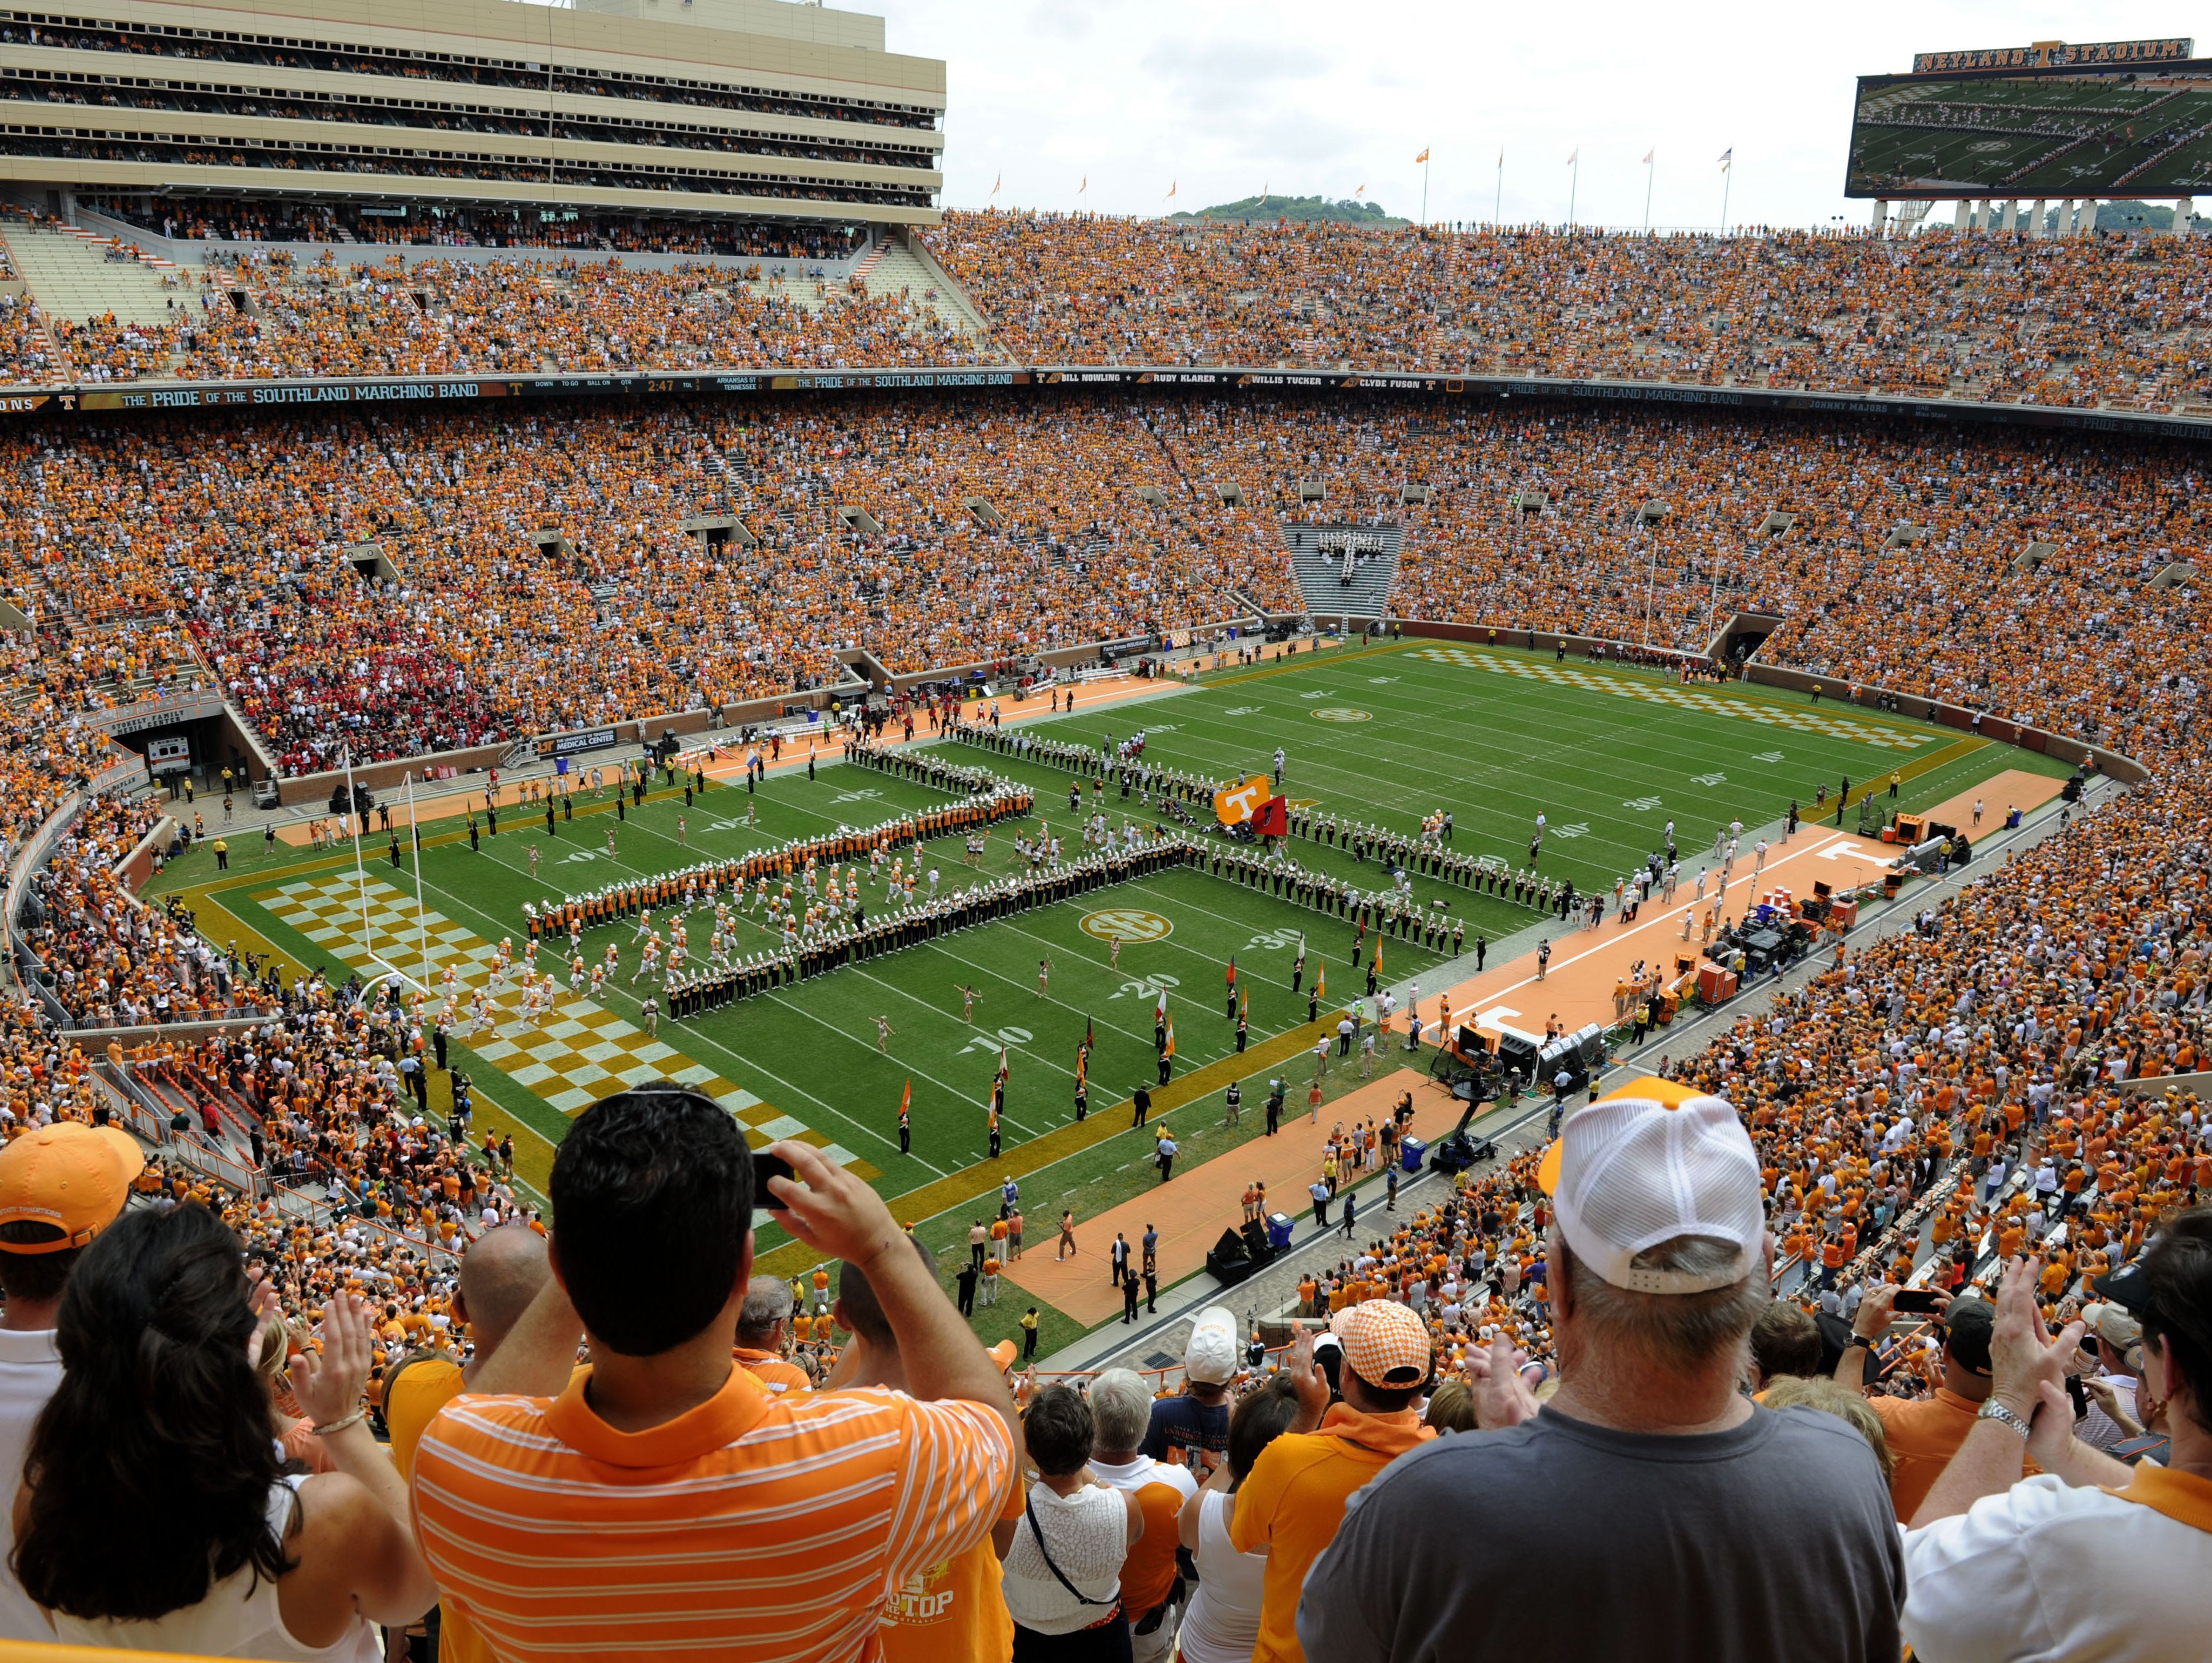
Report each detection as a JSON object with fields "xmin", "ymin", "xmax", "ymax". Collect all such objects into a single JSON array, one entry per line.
[
  {"xmin": 95, "ymin": 1062, "xmax": 264, "ymax": 1194},
  {"xmin": 1018, "ymin": 1340, "xmax": 1300, "ymax": 1392}
]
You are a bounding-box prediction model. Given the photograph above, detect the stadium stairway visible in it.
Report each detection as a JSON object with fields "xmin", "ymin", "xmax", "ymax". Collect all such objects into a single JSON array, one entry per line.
[
  {"xmin": 1282, "ymin": 521, "xmax": 1402, "ymax": 620},
  {"xmin": 2, "ymin": 222, "xmax": 184, "ymax": 334},
  {"xmin": 850, "ymin": 237, "xmax": 891, "ymax": 285},
  {"xmin": 126, "ymin": 1058, "xmax": 264, "ymax": 1167},
  {"xmin": 885, "ymin": 227, "xmax": 1004, "ymax": 354}
]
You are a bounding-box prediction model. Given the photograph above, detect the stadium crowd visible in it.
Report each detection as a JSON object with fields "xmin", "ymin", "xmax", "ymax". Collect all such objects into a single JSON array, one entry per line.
[
  {"xmin": 0, "ymin": 246, "xmax": 989, "ymax": 385},
  {"xmin": 0, "ymin": 240, "xmax": 2204, "ymax": 1658},
  {"xmin": 925, "ymin": 211, "xmax": 2212, "ymax": 409},
  {"xmin": 4, "ymin": 212, "xmax": 2212, "ymax": 409},
  {"xmin": 0, "ymin": 395, "xmax": 2203, "ymax": 775}
]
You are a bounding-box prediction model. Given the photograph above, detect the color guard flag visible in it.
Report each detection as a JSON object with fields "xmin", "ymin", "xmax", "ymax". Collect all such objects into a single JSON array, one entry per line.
[
  {"xmin": 991, "ymin": 171, "xmax": 1002, "ymax": 196},
  {"xmin": 1567, "ymin": 148, "xmax": 1578, "ymax": 165},
  {"xmin": 1166, "ymin": 180, "xmax": 1177, "ymax": 198},
  {"xmin": 900, "ymin": 1078, "xmax": 911, "ymax": 1118},
  {"xmin": 1226, "ymin": 955, "xmax": 1238, "ymax": 988},
  {"xmin": 1154, "ymin": 984, "xmax": 1170, "ymax": 1026},
  {"xmin": 1315, "ymin": 960, "xmax": 1326, "ymax": 999},
  {"xmin": 1415, "ymin": 147, "xmax": 1430, "ymax": 164},
  {"xmin": 1163, "ymin": 1019, "xmax": 1176, "ymax": 1059},
  {"xmin": 1643, "ymin": 149, "xmax": 1655, "ymax": 164},
  {"xmin": 1718, "ymin": 147, "xmax": 1733, "ymax": 170},
  {"xmin": 995, "ymin": 1048, "xmax": 1009, "ymax": 1088},
  {"xmin": 1214, "ymin": 774, "xmax": 1273, "ymax": 827}
]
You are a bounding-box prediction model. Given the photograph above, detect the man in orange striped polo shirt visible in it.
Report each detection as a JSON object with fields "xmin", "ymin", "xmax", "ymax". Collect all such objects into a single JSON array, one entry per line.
[{"xmin": 410, "ymin": 1083, "xmax": 1019, "ymax": 1663}]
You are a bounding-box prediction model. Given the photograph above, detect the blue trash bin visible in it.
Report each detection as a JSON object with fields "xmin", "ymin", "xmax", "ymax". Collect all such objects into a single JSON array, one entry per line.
[
  {"xmin": 1267, "ymin": 1212, "xmax": 1294, "ymax": 1251},
  {"xmin": 1400, "ymin": 1137, "xmax": 1427, "ymax": 1173}
]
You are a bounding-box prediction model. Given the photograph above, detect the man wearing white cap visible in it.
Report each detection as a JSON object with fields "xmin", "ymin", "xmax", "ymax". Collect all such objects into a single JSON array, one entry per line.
[
  {"xmin": 1299, "ymin": 1094, "xmax": 1904, "ymax": 1662},
  {"xmin": 1140, "ymin": 1306, "xmax": 1238, "ymax": 1470}
]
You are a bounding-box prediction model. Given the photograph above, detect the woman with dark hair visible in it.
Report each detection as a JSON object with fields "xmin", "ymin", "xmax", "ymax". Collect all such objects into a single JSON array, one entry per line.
[
  {"xmin": 10, "ymin": 1204, "xmax": 435, "ymax": 1658},
  {"xmin": 1174, "ymin": 1373, "xmax": 1302, "ymax": 1663},
  {"xmin": 999, "ymin": 1382, "xmax": 1143, "ymax": 1661}
]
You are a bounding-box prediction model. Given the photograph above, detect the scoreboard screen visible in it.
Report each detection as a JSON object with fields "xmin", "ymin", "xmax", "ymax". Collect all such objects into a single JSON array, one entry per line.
[{"xmin": 1847, "ymin": 55, "xmax": 2212, "ymax": 199}]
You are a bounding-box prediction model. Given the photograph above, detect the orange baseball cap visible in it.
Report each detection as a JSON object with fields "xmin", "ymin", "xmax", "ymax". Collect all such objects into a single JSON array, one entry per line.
[
  {"xmin": 0, "ymin": 1123, "xmax": 144, "ymax": 1253},
  {"xmin": 988, "ymin": 1340, "xmax": 1019, "ymax": 1375},
  {"xmin": 1330, "ymin": 1298, "xmax": 1432, "ymax": 1388}
]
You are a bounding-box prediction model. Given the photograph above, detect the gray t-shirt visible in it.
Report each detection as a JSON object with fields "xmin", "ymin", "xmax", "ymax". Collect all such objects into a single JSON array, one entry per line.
[{"xmin": 1298, "ymin": 1403, "xmax": 1904, "ymax": 1663}]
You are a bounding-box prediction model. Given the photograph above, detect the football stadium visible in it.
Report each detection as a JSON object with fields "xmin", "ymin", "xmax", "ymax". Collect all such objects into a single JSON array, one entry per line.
[{"xmin": 0, "ymin": 5, "xmax": 2204, "ymax": 1662}]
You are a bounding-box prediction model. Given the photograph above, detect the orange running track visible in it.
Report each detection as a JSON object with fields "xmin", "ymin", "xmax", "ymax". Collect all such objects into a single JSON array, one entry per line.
[
  {"xmin": 1391, "ymin": 766, "xmax": 2066, "ymax": 1056},
  {"xmin": 999, "ymin": 1067, "xmax": 1468, "ymax": 1325}
]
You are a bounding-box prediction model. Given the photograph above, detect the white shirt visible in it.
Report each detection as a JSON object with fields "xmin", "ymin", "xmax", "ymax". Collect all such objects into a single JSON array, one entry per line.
[
  {"xmin": 1177, "ymin": 1489, "xmax": 1267, "ymax": 1663},
  {"xmin": 0, "ymin": 1326, "xmax": 62, "ymax": 1640},
  {"xmin": 1901, "ymin": 1471, "xmax": 2212, "ymax": 1662},
  {"xmin": 1001, "ymin": 1480, "xmax": 1128, "ymax": 1636},
  {"xmin": 53, "ymin": 1476, "xmax": 381, "ymax": 1662}
]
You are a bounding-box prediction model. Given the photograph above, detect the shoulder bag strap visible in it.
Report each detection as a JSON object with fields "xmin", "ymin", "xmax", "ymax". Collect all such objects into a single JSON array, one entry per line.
[{"xmin": 1024, "ymin": 1489, "xmax": 1113, "ymax": 1607}]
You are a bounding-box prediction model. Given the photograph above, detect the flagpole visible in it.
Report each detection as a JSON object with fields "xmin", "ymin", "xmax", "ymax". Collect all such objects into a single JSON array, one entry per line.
[
  {"xmin": 405, "ymin": 769, "xmax": 430, "ymax": 982},
  {"xmin": 1568, "ymin": 153, "xmax": 1578, "ymax": 227},
  {"xmin": 343, "ymin": 745, "xmax": 372, "ymax": 966},
  {"xmin": 1421, "ymin": 151, "xmax": 1430, "ymax": 226},
  {"xmin": 1495, "ymin": 151, "xmax": 1503, "ymax": 225},
  {"xmin": 1644, "ymin": 156, "xmax": 1654, "ymax": 231},
  {"xmin": 1721, "ymin": 158, "xmax": 1732, "ymax": 231}
]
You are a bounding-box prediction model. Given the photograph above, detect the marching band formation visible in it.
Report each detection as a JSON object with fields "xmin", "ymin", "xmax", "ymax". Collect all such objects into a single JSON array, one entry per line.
[{"xmin": 949, "ymin": 719, "xmax": 1551, "ymax": 912}]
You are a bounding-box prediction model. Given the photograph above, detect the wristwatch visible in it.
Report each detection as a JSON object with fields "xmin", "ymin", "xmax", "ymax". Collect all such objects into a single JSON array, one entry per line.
[{"xmin": 1978, "ymin": 1401, "xmax": 2033, "ymax": 1440}]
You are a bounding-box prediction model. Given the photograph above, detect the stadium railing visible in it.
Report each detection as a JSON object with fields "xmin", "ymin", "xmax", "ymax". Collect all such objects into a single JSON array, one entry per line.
[{"xmin": 1018, "ymin": 1342, "xmax": 1299, "ymax": 1395}]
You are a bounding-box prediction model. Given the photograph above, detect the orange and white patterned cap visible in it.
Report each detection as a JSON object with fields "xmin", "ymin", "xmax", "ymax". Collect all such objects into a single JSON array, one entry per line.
[{"xmin": 1330, "ymin": 1298, "xmax": 1432, "ymax": 1387}]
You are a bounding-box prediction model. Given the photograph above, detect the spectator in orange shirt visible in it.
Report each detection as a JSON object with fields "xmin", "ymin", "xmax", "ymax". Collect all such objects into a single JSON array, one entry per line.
[
  {"xmin": 385, "ymin": 1224, "xmax": 557, "ymax": 1663},
  {"xmin": 409, "ymin": 1083, "xmax": 1018, "ymax": 1663},
  {"xmin": 819, "ymin": 1236, "xmax": 1023, "ymax": 1663},
  {"xmin": 732, "ymin": 1275, "xmax": 812, "ymax": 1396},
  {"xmin": 1835, "ymin": 1287, "xmax": 2036, "ymax": 1522},
  {"xmin": 1229, "ymin": 1305, "xmax": 1437, "ymax": 1663}
]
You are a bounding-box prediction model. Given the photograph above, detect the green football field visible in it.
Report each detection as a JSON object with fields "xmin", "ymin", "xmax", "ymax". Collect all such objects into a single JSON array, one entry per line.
[{"xmin": 156, "ymin": 641, "xmax": 2066, "ymax": 1354}]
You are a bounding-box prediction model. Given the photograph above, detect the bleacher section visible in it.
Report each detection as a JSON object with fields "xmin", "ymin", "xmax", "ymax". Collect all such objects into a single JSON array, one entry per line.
[
  {"xmin": 0, "ymin": 222, "xmax": 181, "ymax": 333},
  {"xmin": 1283, "ymin": 522, "xmax": 1402, "ymax": 620}
]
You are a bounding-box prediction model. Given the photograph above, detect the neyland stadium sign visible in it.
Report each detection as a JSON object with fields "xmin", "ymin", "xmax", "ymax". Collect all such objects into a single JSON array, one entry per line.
[{"xmin": 7, "ymin": 366, "xmax": 2209, "ymax": 443}]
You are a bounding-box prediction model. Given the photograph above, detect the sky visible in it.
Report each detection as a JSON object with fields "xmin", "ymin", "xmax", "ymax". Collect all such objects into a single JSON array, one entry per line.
[
  {"xmin": 517, "ymin": 3, "xmax": 2205, "ymax": 228},
  {"xmin": 861, "ymin": 1, "xmax": 2198, "ymax": 228}
]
